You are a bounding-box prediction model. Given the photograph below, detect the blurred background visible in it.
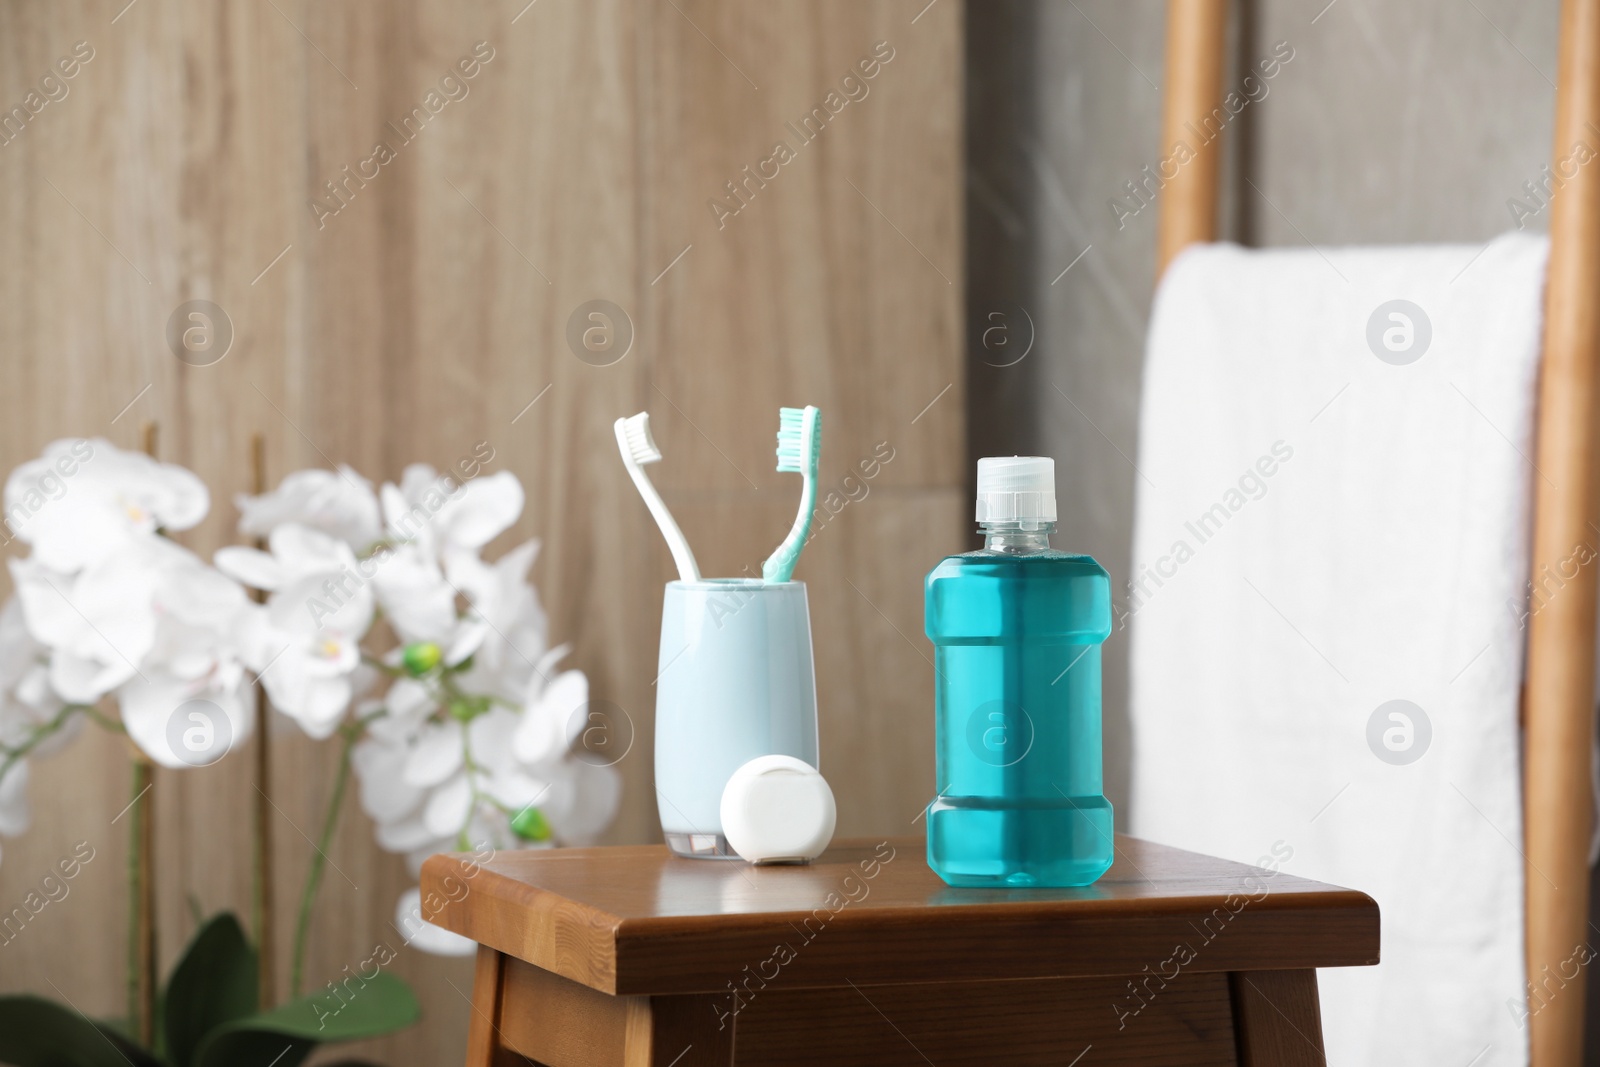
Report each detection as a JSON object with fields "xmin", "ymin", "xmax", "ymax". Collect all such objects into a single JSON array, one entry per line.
[
  {"xmin": 0, "ymin": 0, "xmax": 960, "ymax": 1062},
  {"xmin": 969, "ymin": 0, "xmax": 1558, "ymax": 821},
  {"xmin": 0, "ymin": 0, "xmax": 1573, "ymax": 1062}
]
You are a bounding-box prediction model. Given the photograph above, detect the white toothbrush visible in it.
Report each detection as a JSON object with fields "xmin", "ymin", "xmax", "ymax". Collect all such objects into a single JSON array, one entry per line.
[{"xmin": 614, "ymin": 413, "xmax": 700, "ymax": 582}]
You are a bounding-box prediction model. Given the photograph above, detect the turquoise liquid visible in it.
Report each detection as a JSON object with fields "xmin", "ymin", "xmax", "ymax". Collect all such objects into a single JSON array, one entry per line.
[{"xmin": 924, "ymin": 547, "xmax": 1114, "ymax": 887}]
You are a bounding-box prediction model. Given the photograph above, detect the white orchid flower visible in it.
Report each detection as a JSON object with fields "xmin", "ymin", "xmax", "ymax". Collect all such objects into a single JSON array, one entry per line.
[
  {"xmin": 364, "ymin": 683, "xmax": 432, "ymax": 742},
  {"xmin": 378, "ymin": 626, "xmax": 488, "ymax": 692},
  {"xmin": 243, "ymin": 616, "xmax": 374, "ymax": 741},
  {"xmin": 121, "ymin": 663, "xmax": 254, "ymax": 769},
  {"xmin": 10, "ymin": 543, "xmax": 168, "ymax": 704},
  {"xmin": 216, "ymin": 524, "xmax": 375, "ymax": 739},
  {"xmin": 366, "ymin": 465, "xmax": 526, "ymax": 650},
  {"xmin": 3, "ymin": 438, "xmax": 207, "ymax": 573},
  {"xmin": 445, "ymin": 540, "xmax": 551, "ymax": 703},
  {"xmin": 430, "ymin": 470, "xmax": 524, "ymax": 555},
  {"xmin": 236, "ymin": 465, "xmax": 382, "ymax": 551},
  {"xmin": 370, "ymin": 465, "xmax": 523, "ymax": 647},
  {"xmin": 393, "ymin": 886, "xmax": 476, "ymax": 957},
  {"xmin": 369, "ymin": 546, "xmax": 457, "ymax": 648},
  {"xmin": 513, "ymin": 669, "xmax": 588, "ymax": 770},
  {"xmin": 216, "ymin": 523, "xmax": 374, "ymax": 630},
  {"xmin": 0, "ymin": 594, "xmax": 76, "ymax": 863},
  {"xmin": 356, "ymin": 706, "xmax": 549, "ymax": 860},
  {"xmin": 380, "ymin": 465, "xmax": 524, "ymax": 560},
  {"xmin": 353, "ymin": 656, "xmax": 614, "ymax": 882},
  {"xmin": 533, "ymin": 761, "xmax": 621, "ymax": 846},
  {"xmin": 8, "ymin": 530, "xmax": 256, "ymax": 769},
  {"xmin": 352, "ymin": 725, "xmax": 451, "ymax": 863},
  {"xmin": 0, "ymin": 443, "xmax": 620, "ymax": 924},
  {"xmin": 0, "ymin": 598, "xmax": 72, "ymax": 754},
  {"xmin": 0, "ymin": 759, "xmax": 30, "ymax": 864},
  {"xmin": 119, "ymin": 555, "xmax": 257, "ymax": 768},
  {"xmin": 512, "ymin": 668, "xmax": 622, "ymax": 843},
  {"xmin": 387, "ymin": 709, "xmax": 550, "ymax": 854}
]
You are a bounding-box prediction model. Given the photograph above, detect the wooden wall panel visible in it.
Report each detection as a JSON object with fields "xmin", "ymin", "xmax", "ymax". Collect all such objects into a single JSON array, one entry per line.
[
  {"xmin": 0, "ymin": 2, "xmax": 962, "ymax": 1063},
  {"xmin": 643, "ymin": 0, "xmax": 964, "ymax": 493},
  {"xmin": 640, "ymin": 0, "xmax": 964, "ymax": 838}
]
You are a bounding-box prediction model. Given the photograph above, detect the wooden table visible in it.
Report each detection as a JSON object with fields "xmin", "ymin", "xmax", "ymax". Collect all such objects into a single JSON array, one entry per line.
[{"xmin": 421, "ymin": 836, "xmax": 1379, "ymax": 1066}]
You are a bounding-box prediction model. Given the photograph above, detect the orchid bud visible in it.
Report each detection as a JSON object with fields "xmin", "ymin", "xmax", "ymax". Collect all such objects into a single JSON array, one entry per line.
[
  {"xmin": 402, "ymin": 641, "xmax": 442, "ymax": 676},
  {"xmin": 510, "ymin": 806, "xmax": 552, "ymax": 842}
]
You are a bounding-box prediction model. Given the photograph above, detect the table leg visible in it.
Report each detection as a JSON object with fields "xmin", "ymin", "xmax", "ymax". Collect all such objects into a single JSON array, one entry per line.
[
  {"xmin": 624, "ymin": 993, "xmax": 735, "ymax": 1067},
  {"xmin": 466, "ymin": 946, "xmax": 508, "ymax": 1067},
  {"xmin": 1229, "ymin": 969, "xmax": 1327, "ymax": 1067}
]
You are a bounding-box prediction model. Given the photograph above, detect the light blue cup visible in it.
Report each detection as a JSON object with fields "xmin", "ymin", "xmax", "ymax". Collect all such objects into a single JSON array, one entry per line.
[{"xmin": 654, "ymin": 579, "xmax": 820, "ymax": 858}]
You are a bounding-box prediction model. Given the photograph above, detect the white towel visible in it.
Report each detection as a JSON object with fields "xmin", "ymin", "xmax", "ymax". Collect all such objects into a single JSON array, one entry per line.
[{"xmin": 1128, "ymin": 233, "xmax": 1548, "ymax": 1067}]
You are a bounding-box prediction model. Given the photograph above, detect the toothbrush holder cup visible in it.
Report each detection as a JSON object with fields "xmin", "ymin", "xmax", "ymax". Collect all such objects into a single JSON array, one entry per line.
[{"xmin": 654, "ymin": 579, "xmax": 820, "ymax": 858}]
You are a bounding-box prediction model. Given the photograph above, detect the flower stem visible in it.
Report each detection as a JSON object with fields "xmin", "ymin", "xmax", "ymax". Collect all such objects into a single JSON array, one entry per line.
[
  {"xmin": 0, "ymin": 703, "xmax": 92, "ymax": 787},
  {"xmin": 125, "ymin": 764, "xmax": 139, "ymax": 1032},
  {"xmin": 248, "ymin": 434, "xmax": 277, "ymax": 1008},
  {"xmin": 359, "ymin": 653, "xmax": 407, "ymax": 678},
  {"xmin": 290, "ymin": 724, "xmax": 356, "ymax": 997},
  {"xmin": 252, "ymin": 686, "xmax": 275, "ymax": 1008},
  {"xmin": 456, "ymin": 720, "xmax": 480, "ymax": 851},
  {"xmin": 83, "ymin": 706, "xmax": 125, "ymax": 733},
  {"xmin": 127, "ymin": 755, "xmax": 156, "ymax": 1045},
  {"xmin": 131, "ymin": 419, "xmax": 159, "ymax": 1046}
]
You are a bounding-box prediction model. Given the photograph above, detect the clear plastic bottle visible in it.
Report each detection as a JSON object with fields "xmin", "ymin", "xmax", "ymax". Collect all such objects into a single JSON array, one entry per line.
[{"xmin": 924, "ymin": 456, "xmax": 1114, "ymax": 887}]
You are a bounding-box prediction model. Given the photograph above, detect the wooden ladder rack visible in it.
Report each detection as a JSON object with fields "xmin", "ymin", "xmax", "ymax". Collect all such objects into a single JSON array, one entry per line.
[{"xmin": 1155, "ymin": 2, "xmax": 1600, "ymax": 1063}]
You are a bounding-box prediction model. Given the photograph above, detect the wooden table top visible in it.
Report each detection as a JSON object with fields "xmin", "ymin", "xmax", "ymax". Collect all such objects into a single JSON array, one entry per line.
[{"xmin": 420, "ymin": 836, "xmax": 1379, "ymax": 997}]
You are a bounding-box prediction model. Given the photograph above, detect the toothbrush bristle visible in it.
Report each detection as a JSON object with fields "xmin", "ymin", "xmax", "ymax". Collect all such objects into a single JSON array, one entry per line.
[
  {"xmin": 774, "ymin": 405, "xmax": 820, "ymax": 473},
  {"xmin": 621, "ymin": 412, "xmax": 662, "ymax": 464}
]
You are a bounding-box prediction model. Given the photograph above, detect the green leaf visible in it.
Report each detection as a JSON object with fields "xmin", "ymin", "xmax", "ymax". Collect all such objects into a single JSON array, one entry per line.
[
  {"xmin": 90, "ymin": 1023, "xmax": 164, "ymax": 1067},
  {"xmin": 189, "ymin": 1032, "xmax": 314, "ymax": 1067},
  {"xmin": 162, "ymin": 913, "xmax": 258, "ymax": 1067},
  {"xmin": 192, "ymin": 973, "xmax": 419, "ymax": 1067},
  {"xmin": 0, "ymin": 995, "xmax": 165, "ymax": 1067}
]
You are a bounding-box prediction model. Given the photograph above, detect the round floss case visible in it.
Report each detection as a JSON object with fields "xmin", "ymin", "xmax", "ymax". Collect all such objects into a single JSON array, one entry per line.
[{"xmin": 718, "ymin": 755, "xmax": 836, "ymax": 864}]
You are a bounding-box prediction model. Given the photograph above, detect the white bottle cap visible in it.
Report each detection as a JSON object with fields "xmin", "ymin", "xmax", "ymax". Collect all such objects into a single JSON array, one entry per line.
[
  {"xmin": 975, "ymin": 456, "xmax": 1056, "ymax": 524},
  {"xmin": 719, "ymin": 755, "xmax": 836, "ymax": 864}
]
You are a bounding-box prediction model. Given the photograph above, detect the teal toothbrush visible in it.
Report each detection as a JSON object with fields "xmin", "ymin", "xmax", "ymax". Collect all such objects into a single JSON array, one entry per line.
[{"xmin": 762, "ymin": 406, "xmax": 822, "ymax": 583}]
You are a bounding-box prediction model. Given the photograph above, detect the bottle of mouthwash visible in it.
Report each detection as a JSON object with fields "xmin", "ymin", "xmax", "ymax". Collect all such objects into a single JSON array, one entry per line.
[{"xmin": 924, "ymin": 456, "xmax": 1113, "ymax": 887}]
